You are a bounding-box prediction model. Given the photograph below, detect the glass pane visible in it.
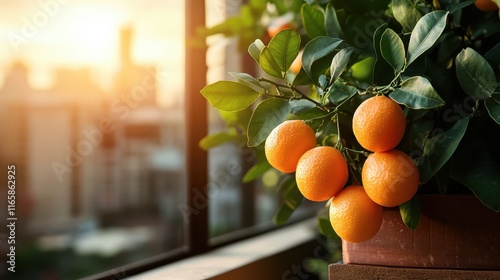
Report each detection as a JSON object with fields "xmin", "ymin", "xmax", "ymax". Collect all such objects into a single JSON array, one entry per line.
[
  {"xmin": 204, "ymin": 0, "xmax": 322, "ymax": 240},
  {"xmin": 0, "ymin": 1, "xmax": 186, "ymax": 279}
]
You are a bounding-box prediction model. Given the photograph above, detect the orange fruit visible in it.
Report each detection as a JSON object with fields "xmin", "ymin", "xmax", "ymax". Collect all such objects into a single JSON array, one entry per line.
[
  {"xmin": 475, "ymin": 0, "xmax": 499, "ymax": 11},
  {"xmin": 289, "ymin": 50, "xmax": 303, "ymax": 74},
  {"xmin": 362, "ymin": 149, "xmax": 419, "ymax": 207},
  {"xmin": 296, "ymin": 146, "xmax": 348, "ymax": 201},
  {"xmin": 267, "ymin": 22, "xmax": 293, "ymax": 38},
  {"xmin": 329, "ymin": 185, "xmax": 384, "ymax": 243},
  {"xmin": 352, "ymin": 95, "xmax": 406, "ymax": 152},
  {"xmin": 265, "ymin": 120, "xmax": 316, "ymax": 173}
]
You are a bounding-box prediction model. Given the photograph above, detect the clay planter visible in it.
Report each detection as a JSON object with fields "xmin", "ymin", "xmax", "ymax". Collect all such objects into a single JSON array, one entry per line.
[{"xmin": 342, "ymin": 195, "xmax": 500, "ymax": 269}]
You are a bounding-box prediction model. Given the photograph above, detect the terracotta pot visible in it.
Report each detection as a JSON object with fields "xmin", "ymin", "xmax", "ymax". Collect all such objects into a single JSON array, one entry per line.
[{"xmin": 342, "ymin": 195, "xmax": 500, "ymax": 269}]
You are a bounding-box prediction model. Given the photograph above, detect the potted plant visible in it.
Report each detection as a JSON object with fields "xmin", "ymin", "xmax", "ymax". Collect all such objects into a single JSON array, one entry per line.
[{"xmin": 198, "ymin": 0, "xmax": 500, "ymax": 270}]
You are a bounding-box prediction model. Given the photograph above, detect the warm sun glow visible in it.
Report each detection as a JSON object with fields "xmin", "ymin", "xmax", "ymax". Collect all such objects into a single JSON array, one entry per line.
[
  {"xmin": 0, "ymin": 1, "xmax": 185, "ymax": 105},
  {"xmin": 59, "ymin": 5, "xmax": 125, "ymax": 66}
]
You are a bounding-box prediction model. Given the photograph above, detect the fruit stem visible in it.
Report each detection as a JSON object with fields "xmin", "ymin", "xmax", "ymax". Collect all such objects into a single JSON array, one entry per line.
[
  {"xmin": 345, "ymin": 148, "xmax": 370, "ymax": 157},
  {"xmin": 333, "ymin": 90, "xmax": 359, "ymax": 113}
]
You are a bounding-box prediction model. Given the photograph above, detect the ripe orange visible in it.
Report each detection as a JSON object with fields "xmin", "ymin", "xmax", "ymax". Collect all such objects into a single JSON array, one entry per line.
[
  {"xmin": 362, "ymin": 149, "xmax": 420, "ymax": 207},
  {"xmin": 265, "ymin": 120, "xmax": 316, "ymax": 173},
  {"xmin": 296, "ymin": 146, "xmax": 348, "ymax": 201},
  {"xmin": 289, "ymin": 50, "xmax": 303, "ymax": 74},
  {"xmin": 475, "ymin": 0, "xmax": 499, "ymax": 11},
  {"xmin": 329, "ymin": 185, "xmax": 384, "ymax": 243},
  {"xmin": 352, "ymin": 95, "xmax": 406, "ymax": 152}
]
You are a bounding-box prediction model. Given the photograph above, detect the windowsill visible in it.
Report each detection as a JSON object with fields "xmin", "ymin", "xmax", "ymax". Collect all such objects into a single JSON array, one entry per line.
[{"xmin": 129, "ymin": 218, "xmax": 319, "ymax": 280}]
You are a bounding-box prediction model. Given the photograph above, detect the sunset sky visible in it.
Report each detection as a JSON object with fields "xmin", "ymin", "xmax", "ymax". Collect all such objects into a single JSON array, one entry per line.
[{"xmin": 0, "ymin": 0, "xmax": 185, "ymax": 106}]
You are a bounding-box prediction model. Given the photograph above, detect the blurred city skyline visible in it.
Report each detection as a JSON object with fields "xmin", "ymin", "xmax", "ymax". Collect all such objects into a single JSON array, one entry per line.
[{"xmin": 0, "ymin": 0, "xmax": 184, "ymax": 107}]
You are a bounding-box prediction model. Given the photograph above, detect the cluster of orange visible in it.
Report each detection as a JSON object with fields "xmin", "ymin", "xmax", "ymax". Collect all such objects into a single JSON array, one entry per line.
[{"xmin": 264, "ymin": 96, "xmax": 419, "ymax": 243}]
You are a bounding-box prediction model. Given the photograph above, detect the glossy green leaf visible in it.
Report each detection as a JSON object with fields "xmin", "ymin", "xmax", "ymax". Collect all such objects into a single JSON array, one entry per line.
[
  {"xmin": 392, "ymin": 0, "xmax": 422, "ymax": 32},
  {"xmin": 301, "ymin": 4, "xmax": 326, "ymax": 39},
  {"xmin": 328, "ymin": 80, "xmax": 358, "ymax": 105},
  {"xmin": 247, "ymin": 98, "xmax": 292, "ymax": 147},
  {"xmin": 372, "ymin": 24, "xmax": 395, "ymax": 85},
  {"xmin": 399, "ymin": 196, "xmax": 421, "ymax": 230},
  {"xmin": 485, "ymin": 94, "xmax": 500, "ymax": 125},
  {"xmin": 330, "ymin": 47, "xmax": 354, "ymax": 84},
  {"xmin": 273, "ymin": 176, "xmax": 303, "ymax": 225},
  {"xmin": 451, "ymin": 149, "xmax": 500, "ymax": 212},
  {"xmin": 229, "ymin": 72, "xmax": 266, "ymax": 91},
  {"xmin": 390, "ymin": 76, "xmax": 445, "ymax": 109},
  {"xmin": 407, "ymin": 11, "xmax": 449, "ymax": 66},
  {"xmin": 419, "ymin": 117, "xmax": 469, "ymax": 183},
  {"xmin": 243, "ymin": 161, "xmax": 272, "ymax": 183},
  {"xmin": 456, "ymin": 48, "xmax": 497, "ymax": 100},
  {"xmin": 260, "ymin": 46, "xmax": 283, "ymax": 78},
  {"xmin": 290, "ymin": 99, "xmax": 317, "ymax": 114},
  {"xmin": 325, "ymin": 3, "xmax": 344, "ymax": 38},
  {"xmin": 268, "ymin": 29, "xmax": 301, "ymax": 73},
  {"xmin": 302, "ymin": 36, "xmax": 343, "ymax": 82},
  {"xmin": 380, "ymin": 29, "xmax": 405, "ymax": 72},
  {"xmin": 201, "ymin": 81, "xmax": 262, "ymax": 111},
  {"xmin": 199, "ymin": 131, "xmax": 239, "ymax": 150},
  {"xmin": 248, "ymin": 39, "xmax": 265, "ymax": 64}
]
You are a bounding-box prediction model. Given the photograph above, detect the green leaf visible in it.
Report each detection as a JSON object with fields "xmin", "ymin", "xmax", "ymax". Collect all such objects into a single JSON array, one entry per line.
[
  {"xmin": 243, "ymin": 161, "xmax": 272, "ymax": 183},
  {"xmin": 407, "ymin": 11, "xmax": 449, "ymax": 66},
  {"xmin": 328, "ymin": 80, "xmax": 358, "ymax": 105},
  {"xmin": 290, "ymin": 99, "xmax": 317, "ymax": 114},
  {"xmin": 419, "ymin": 117, "xmax": 469, "ymax": 183},
  {"xmin": 292, "ymin": 67, "xmax": 315, "ymax": 86},
  {"xmin": 451, "ymin": 149, "xmax": 500, "ymax": 212},
  {"xmin": 247, "ymin": 98, "xmax": 292, "ymax": 147},
  {"xmin": 301, "ymin": 4, "xmax": 326, "ymax": 39},
  {"xmin": 273, "ymin": 176, "xmax": 303, "ymax": 225},
  {"xmin": 399, "ymin": 196, "xmax": 421, "ymax": 230},
  {"xmin": 325, "ymin": 3, "xmax": 344, "ymax": 38},
  {"xmin": 390, "ymin": 76, "xmax": 445, "ymax": 109},
  {"xmin": 392, "ymin": 0, "xmax": 422, "ymax": 32},
  {"xmin": 317, "ymin": 207, "xmax": 339, "ymax": 239},
  {"xmin": 302, "ymin": 36, "xmax": 343, "ymax": 83},
  {"xmin": 456, "ymin": 48, "xmax": 497, "ymax": 100},
  {"xmin": 330, "ymin": 47, "xmax": 354, "ymax": 84},
  {"xmin": 380, "ymin": 29, "xmax": 405, "ymax": 72},
  {"xmin": 372, "ymin": 24, "xmax": 395, "ymax": 85},
  {"xmin": 201, "ymin": 81, "xmax": 262, "ymax": 111},
  {"xmin": 447, "ymin": 0, "xmax": 475, "ymax": 14},
  {"xmin": 260, "ymin": 46, "xmax": 283, "ymax": 78},
  {"xmin": 484, "ymin": 43, "xmax": 500, "ymax": 71},
  {"xmin": 199, "ymin": 131, "xmax": 238, "ymax": 150},
  {"xmin": 248, "ymin": 39, "xmax": 265, "ymax": 64},
  {"xmin": 268, "ymin": 29, "xmax": 301, "ymax": 73},
  {"xmin": 485, "ymin": 94, "xmax": 500, "ymax": 125},
  {"xmin": 229, "ymin": 72, "xmax": 267, "ymax": 91}
]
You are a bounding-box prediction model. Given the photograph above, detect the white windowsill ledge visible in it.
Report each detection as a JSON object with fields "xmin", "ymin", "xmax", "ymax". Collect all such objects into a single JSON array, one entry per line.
[{"xmin": 129, "ymin": 218, "xmax": 317, "ymax": 280}]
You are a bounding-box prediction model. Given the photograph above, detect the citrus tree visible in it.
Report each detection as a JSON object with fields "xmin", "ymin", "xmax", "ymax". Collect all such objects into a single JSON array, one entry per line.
[{"xmin": 199, "ymin": 0, "xmax": 500, "ymax": 241}]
